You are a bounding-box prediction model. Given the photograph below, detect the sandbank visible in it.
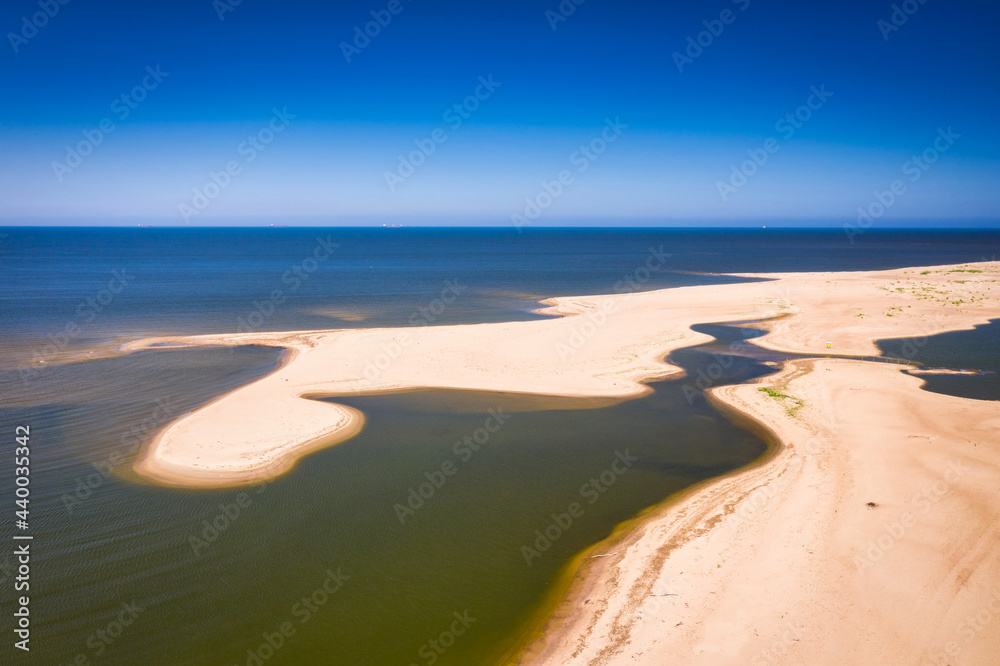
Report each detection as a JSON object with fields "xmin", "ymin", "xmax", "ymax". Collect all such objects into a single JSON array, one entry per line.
[
  {"xmin": 123, "ymin": 260, "xmax": 1000, "ymax": 662},
  {"xmin": 127, "ymin": 260, "xmax": 998, "ymax": 488}
]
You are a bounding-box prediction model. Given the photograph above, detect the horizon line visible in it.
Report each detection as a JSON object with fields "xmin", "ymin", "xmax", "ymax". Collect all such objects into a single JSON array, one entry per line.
[{"xmin": 3, "ymin": 224, "xmax": 1000, "ymax": 231}]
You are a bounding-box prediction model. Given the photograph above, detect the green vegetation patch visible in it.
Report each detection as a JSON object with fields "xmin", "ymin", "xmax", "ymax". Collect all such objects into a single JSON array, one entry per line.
[{"xmin": 758, "ymin": 386, "xmax": 805, "ymax": 417}]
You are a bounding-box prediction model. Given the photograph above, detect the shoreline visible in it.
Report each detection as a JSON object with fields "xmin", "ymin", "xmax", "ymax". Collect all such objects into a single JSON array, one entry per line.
[
  {"xmin": 134, "ymin": 404, "xmax": 367, "ymax": 488},
  {"xmin": 114, "ymin": 259, "xmax": 1000, "ymax": 661},
  {"xmin": 129, "ymin": 260, "xmax": 999, "ymax": 489},
  {"xmin": 524, "ymin": 356, "xmax": 1000, "ymax": 664},
  {"xmin": 512, "ymin": 358, "xmax": 796, "ymax": 666}
]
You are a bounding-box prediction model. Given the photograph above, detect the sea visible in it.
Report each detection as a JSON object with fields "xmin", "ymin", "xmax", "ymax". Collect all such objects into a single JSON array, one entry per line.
[{"xmin": 0, "ymin": 227, "xmax": 998, "ymax": 665}]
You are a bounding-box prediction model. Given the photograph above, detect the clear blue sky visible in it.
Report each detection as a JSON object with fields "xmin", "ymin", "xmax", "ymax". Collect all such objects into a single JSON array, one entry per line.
[{"xmin": 1, "ymin": 0, "xmax": 998, "ymax": 225}]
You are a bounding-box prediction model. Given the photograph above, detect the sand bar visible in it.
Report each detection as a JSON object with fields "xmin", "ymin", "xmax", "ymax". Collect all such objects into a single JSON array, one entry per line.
[{"xmin": 127, "ymin": 261, "xmax": 998, "ymax": 487}]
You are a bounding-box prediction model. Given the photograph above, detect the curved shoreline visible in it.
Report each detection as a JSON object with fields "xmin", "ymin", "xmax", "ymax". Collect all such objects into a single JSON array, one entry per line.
[
  {"xmin": 134, "ymin": 404, "xmax": 367, "ymax": 488},
  {"xmin": 523, "ymin": 354, "xmax": 1000, "ymax": 664},
  {"xmin": 512, "ymin": 357, "xmax": 799, "ymax": 665},
  {"xmin": 132, "ymin": 344, "xmax": 364, "ymax": 488},
  {"xmin": 130, "ymin": 261, "xmax": 999, "ymax": 489},
  {"xmin": 114, "ymin": 260, "xmax": 1000, "ymax": 662}
]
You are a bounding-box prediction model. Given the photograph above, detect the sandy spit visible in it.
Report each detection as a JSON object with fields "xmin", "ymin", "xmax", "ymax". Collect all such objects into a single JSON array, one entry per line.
[{"xmin": 128, "ymin": 261, "xmax": 999, "ymax": 489}]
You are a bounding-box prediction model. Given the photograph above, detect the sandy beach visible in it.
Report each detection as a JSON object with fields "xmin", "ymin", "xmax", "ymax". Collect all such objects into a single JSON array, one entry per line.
[
  {"xmin": 524, "ymin": 354, "xmax": 1000, "ymax": 665},
  {"xmin": 129, "ymin": 261, "xmax": 998, "ymax": 488},
  {"xmin": 125, "ymin": 260, "xmax": 1000, "ymax": 663},
  {"xmin": 12, "ymin": 2, "xmax": 999, "ymax": 661}
]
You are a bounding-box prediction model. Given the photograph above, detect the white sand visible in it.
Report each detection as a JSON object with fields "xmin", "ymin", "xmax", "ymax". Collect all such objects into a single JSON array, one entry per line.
[
  {"xmin": 128, "ymin": 261, "xmax": 998, "ymax": 488},
  {"xmin": 525, "ymin": 358, "xmax": 1000, "ymax": 665},
  {"xmin": 125, "ymin": 260, "xmax": 1000, "ymax": 663}
]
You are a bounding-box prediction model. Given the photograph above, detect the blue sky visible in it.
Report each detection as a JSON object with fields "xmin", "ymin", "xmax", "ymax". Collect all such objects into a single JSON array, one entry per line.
[{"xmin": 1, "ymin": 0, "xmax": 998, "ymax": 225}]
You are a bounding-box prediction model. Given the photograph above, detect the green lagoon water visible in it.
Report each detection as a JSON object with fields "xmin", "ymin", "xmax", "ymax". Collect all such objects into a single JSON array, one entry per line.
[
  {"xmin": 0, "ymin": 325, "xmax": 774, "ymax": 665},
  {"xmin": 3, "ymin": 229, "xmax": 998, "ymax": 664},
  {"xmin": 3, "ymin": 320, "xmax": 997, "ymax": 664}
]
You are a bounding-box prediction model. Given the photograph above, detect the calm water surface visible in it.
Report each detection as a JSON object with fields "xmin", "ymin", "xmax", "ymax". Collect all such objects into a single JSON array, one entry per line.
[
  {"xmin": 0, "ymin": 325, "xmax": 776, "ymax": 665},
  {"xmin": 1, "ymin": 229, "xmax": 997, "ymax": 664},
  {"xmin": 878, "ymin": 319, "xmax": 1000, "ymax": 401},
  {"xmin": 3, "ymin": 227, "xmax": 998, "ymax": 369}
]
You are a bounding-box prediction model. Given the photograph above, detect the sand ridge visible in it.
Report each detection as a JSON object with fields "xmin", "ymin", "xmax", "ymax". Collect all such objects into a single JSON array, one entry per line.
[{"xmin": 127, "ymin": 261, "xmax": 998, "ymax": 488}]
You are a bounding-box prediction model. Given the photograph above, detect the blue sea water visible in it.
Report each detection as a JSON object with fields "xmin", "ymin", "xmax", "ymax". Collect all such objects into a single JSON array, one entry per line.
[
  {"xmin": 0, "ymin": 227, "xmax": 998, "ymax": 665},
  {"xmin": 2, "ymin": 227, "xmax": 998, "ymax": 369}
]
